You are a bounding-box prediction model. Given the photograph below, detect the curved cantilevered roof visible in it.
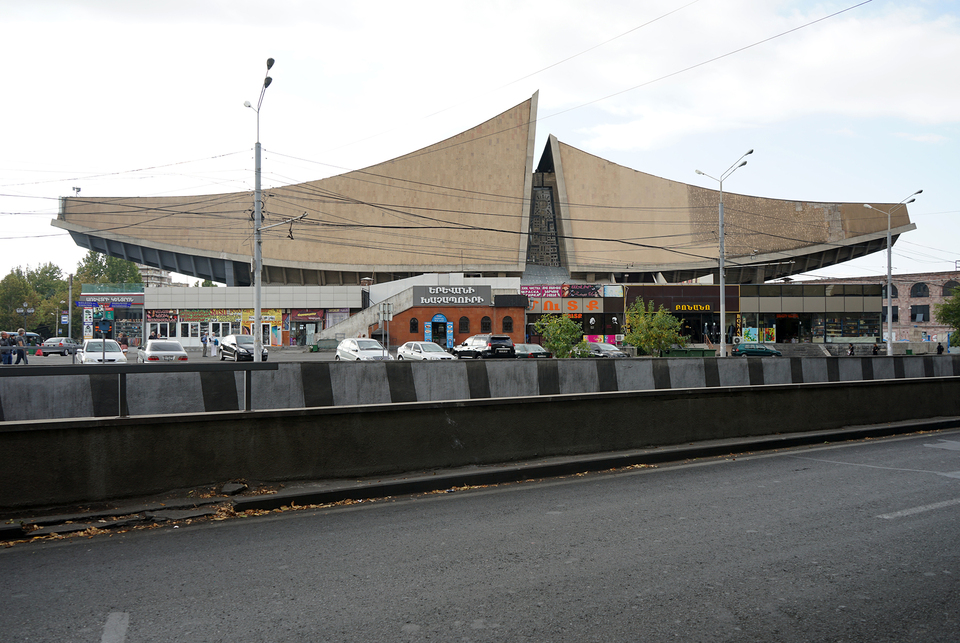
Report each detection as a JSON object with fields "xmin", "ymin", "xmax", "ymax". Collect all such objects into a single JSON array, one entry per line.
[
  {"xmin": 536, "ymin": 136, "xmax": 915, "ymax": 284},
  {"xmin": 52, "ymin": 92, "xmax": 912, "ymax": 286},
  {"xmin": 53, "ymin": 94, "xmax": 540, "ymax": 286}
]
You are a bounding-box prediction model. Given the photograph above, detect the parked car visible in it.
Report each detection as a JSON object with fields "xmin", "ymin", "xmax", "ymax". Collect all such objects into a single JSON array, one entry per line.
[
  {"xmin": 731, "ymin": 342, "xmax": 782, "ymax": 357},
  {"xmin": 452, "ymin": 334, "xmax": 516, "ymax": 359},
  {"xmin": 40, "ymin": 336, "xmax": 80, "ymax": 356},
  {"xmin": 76, "ymin": 339, "xmax": 127, "ymax": 364},
  {"xmin": 514, "ymin": 343, "xmax": 552, "ymax": 358},
  {"xmin": 396, "ymin": 341, "xmax": 454, "ymax": 361},
  {"xmin": 137, "ymin": 339, "xmax": 189, "ymax": 363},
  {"xmin": 219, "ymin": 334, "xmax": 269, "ymax": 361},
  {"xmin": 335, "ymin": 338, "xmax": 393, "ymax": 361},
  {"xmin": 585, "ymin": 342, "xmax": 628, "ymax": 358}
]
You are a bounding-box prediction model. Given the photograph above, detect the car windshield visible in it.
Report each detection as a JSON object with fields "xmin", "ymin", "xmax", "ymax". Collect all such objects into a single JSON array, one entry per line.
[
  {"xmin": 596, "ymin": 343, "xmax": 618, "ymax": 350},
  {"xmin": 421, "ymin": 343, "xmax": 445, "ymax": 352},
  {"xmin": 149, "ymin": 342, "xmax": 183, "ymax": 352},
  {"xmin": 357, "ymin": 340, "xmax": 384, "ymax": 350},
  {"xmin": 235, "ymin": 336, "xmax": 254, "ymax": 345},
  {"xmin": 85, "ymin": 341, "xmax": 121, "ymax": 352}
]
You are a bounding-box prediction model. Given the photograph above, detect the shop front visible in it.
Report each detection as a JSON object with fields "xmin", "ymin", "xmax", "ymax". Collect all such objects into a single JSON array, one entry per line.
[
  {"xmin": 290, "ymin": 309, "xmax": 324, "ymax": 346},
  {"xmin": 77, "ymin": 292, "xmax": 145, "ymax": 344}
]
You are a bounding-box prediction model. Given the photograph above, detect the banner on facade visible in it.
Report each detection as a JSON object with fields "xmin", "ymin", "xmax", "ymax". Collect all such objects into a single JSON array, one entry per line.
[
  {"xmin": 412, "ymin": 285, "xmax": 491, "ymax": 306},
  {"xmin": 291, "ymin": 309, "xmax": 325, "ymax": 322},
  {"xmin": 179, "ymin": 309, "xmax": 243, "ymax": 322},
  {"xmin": 146, "ymin": 310, "xmax": 178, "ymax": 323}
]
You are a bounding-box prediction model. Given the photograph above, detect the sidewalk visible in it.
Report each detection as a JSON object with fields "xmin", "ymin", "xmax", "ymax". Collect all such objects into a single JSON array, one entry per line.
[{"xmin": 3, "ymin": 417, "xmax": 958, "ymax": 543}]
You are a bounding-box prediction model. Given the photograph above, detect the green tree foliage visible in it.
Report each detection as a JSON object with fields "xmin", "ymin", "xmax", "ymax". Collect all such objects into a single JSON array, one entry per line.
[
  {"xmin": 75, "ymin": 251, "xmax": 142, "ymax": 285},
  {"xmin": 935, "ymin": 285, "xmax": 960, "ymax": 346},
  {"xmin": 533, "ymin": 314, "xmax": 589, "ymax": 358},
  {"xmin": 0, "ymin": 270, "xmax": 33, "ymax": 331},
  {"xmin": 623, "ymin": 298, "xmax": 688, "ymax": 357}
]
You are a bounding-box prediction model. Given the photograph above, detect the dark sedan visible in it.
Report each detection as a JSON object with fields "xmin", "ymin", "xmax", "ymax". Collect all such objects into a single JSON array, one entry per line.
[
  {"xmin": 219, "ymin": 334, "xmax": 269, "ymax": 361},
  {"xmin": 514, "ymin": 343, "xmax": 552, "ymax": 358}
]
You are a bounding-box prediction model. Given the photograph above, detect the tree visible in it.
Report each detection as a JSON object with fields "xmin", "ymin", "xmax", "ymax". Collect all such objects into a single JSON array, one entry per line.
[
  {"xmin": 623, "ymin": 298, "xmax": 688, "ymax": 357},
  {"xmin": 75, "ymin": 251, "xmax": 142, "ymax": 285},
  {"xmin": 935, "ymin": 285, "xmax": 960, "ymax": 347},
  {"xmin": 533, "ymin": 314, "xmax": 589, "ymax": 358}
]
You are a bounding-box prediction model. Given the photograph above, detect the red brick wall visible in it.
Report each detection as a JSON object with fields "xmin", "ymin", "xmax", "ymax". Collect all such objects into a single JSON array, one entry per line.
[{"xmin": 373, "ymin": 306, "xmax": 526, "ymax": 347}]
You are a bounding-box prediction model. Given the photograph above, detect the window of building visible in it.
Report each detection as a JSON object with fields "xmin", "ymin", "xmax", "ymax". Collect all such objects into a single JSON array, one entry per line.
[
  {"xmin": 910, "ymin": 283, "xmax": 929, "ymax": 298},
  {"xmin": 409, "ymin": 318, "xmax": 418, "ymax": 334},
  {"xmin": 459, "ymin": 316, "xmax": 470, "ymax": 333},
  {"xmin": 481, "ymin": 316, "xmax": 492, "ymax": 333},
  {"xmin": 502, "ymin": 316, "xmax": 513, "ymax": 333},
  {"xmin": 882, "ymin": 284, "xmax": 898, "ymax": 299},
  {"xmin": 910, "ymin": 305, "xmax": 930, "ymax": 322},
  {"xmin": 881, "ymin": 307, "xmax": 899, "ymax": 323},
  {"xmin": 943, "ymin": 281, "xmax": 960, "ymax": 297}
]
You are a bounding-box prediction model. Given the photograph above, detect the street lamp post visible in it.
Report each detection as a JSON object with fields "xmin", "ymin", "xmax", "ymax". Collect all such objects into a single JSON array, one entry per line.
[
  {"xmin": 245, "ymin": 58, "xmax": 275, "ymax": 364},
  {"xmin": 696, "ymin": 149, "xmax": 753, "ymax": 358},
  {"xmin": 864, "ymin": 190, "xmax": 921, "ymax": 356}
]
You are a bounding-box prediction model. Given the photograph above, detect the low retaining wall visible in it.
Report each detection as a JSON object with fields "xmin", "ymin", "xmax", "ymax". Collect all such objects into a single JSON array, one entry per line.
[
  {"xmin": 2, "ymin": 377, "xmax": 959, "ymax": 509},
  {"xmin": 2, "ymin": 355, "xmax": 959, "ymax": 422}
]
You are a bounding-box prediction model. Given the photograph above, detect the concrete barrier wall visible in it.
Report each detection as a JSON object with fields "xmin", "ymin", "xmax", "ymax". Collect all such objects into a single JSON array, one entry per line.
[
  {"xmin": 2, "ymin": 377, "xmax": 959, "ymax": 509},
  {"xmin": 2, "ymin": 356, "xmax": 959, "ymax": 422}
]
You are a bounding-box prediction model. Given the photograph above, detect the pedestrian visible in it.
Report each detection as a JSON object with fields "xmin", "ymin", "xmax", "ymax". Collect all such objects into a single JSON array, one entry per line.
[
  {"xmin": 937, "ymin": 342, "xmax": 944, "ymax": 355},
  {"xmin": 118, "ymin": 333, "xmax": 129, "ymax": 350},
  {"xmin": 872, "ymin": 343, "xmax": 879, "ymax": 356},
  {"xmin": 149, "ymin": 330, "xmax": 157, "ymax": 340},
  {"xmin": 847, "ymin": 343, "xmax": 855, "ymax": 357},
  {"xmin": 14, "ymin": 328, "xmax": 28, "ymax": 365},
  {"xmin": 0, "ymin": 331, "xmax": 11, "ymax": 365},
  {"xmin": 210, "ymin": 333, "xmax": 218, "ymax": 359},
  {"xmin": 201, "ymin": 331, "xmax": 208, "ymax": 357}
]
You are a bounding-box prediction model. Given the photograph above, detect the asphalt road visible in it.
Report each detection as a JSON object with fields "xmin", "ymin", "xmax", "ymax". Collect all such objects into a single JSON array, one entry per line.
[{"xmin": 2, "ymin": 431, "xmax": 959, "ymax": 642}]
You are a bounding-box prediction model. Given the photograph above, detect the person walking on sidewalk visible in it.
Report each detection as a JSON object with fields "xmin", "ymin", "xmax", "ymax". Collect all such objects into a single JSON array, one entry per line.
[
  {"xmin": 210, "ymin": 333, "xmax": 219, "ymax": 359},
  {"xmin": 201, "ymin": 332, "xmax": 208, "ymax": 357},
  {"xmin": 0, "ymin": 331, "xmax": 12, "ymax": 365},
  {"xmin": 14, "ymin": 328, "xmax": 28, "ymax": 365}
]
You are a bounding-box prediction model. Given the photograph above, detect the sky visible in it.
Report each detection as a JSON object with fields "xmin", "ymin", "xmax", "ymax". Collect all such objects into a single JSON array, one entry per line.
[{"xmin": 1, "ymin": 0, "xmax": 958, "ymax": 285}]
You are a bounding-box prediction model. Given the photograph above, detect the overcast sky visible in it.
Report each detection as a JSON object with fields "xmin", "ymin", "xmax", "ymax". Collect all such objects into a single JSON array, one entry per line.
[{"xmin": 2, "ymin": 0, "xmax": 957, "ymax": 285}]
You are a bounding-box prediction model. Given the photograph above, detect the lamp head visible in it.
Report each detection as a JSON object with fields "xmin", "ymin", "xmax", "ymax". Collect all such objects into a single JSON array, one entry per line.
[
  {"xmin": 695, "ymin": 170, "xmax": 704, "ymax": 176},
  {"xmin": 863, "ymin": 204, "xmax": 873, "ymax": 209},
  {"xmin": 244, "ymin": 100, "xmax": 252, "ymax": 108},
  {"xmin": 263, "ymin": 76, "xmax": 273, "ymax": 89},
  {"xmin": 738, "ymin": 160, "xmax": 748, "ymax": 168},
  {"xmin": 266, "ymin": 58, "xmax": 275, "ymax": 70},
  {"xmin": 745, "ymin": 149, "xmax": 754, "ymax": 155}
]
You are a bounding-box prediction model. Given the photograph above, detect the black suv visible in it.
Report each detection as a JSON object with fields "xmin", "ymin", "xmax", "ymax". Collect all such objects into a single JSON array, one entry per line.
[{"xmin": 453, "ymin": 334, "xmax": 516, "ymax": 359}]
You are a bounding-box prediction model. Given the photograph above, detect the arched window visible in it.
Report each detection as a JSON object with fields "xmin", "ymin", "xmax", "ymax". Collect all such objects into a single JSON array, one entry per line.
[
  {"xmin": 459, "ymin": 316, "xmax": 470, "ymax": 333},
  {"xmin": 409, "ymin": 318, "xmax": 419, "ymax": 334},
  {"xmin": 882, "ymin": 284, "xmax": 898, "ymax": 299},
  {"xmin": 481, "ymin": 316, "xmax": 492, "ymax": 333},
  {"xmin": 910, "ymin": 283, "xmax": 929, "ymax": 298},
  {"xmin": 943, "ymin": 281, "xmax": 960, "ymax": 297},
  {"xmin": 502, "ymin": 316, "xmax": 513, "ymax": 333}
]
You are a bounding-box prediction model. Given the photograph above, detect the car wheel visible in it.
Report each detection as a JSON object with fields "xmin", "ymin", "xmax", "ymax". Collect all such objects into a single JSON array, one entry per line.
[
  {"xmin": 219, "ymin": 352, "xmax": 225, "ymax": 361},
  {"xmin": 397, "ymin": 355, "xmax": 404, "ymax": 360},
  {"xmin": 233, "ymin": 351, "xmax": 239, "ymax": 362},
  {"xmin": 335, "ymin": 354, "xmax": 340, "ymax": 361}
]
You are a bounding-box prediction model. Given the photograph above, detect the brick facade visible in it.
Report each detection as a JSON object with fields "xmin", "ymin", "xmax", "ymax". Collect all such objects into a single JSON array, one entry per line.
[{"xmin": 369, "ymin": 306, "xmax": 526, "ymax": 348}]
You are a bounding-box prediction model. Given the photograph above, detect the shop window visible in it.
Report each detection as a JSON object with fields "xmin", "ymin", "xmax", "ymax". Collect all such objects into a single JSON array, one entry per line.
[
  {"xmin": 409, "ymin": 318, "xmax": 418, "ymax": 334},
  {"xmin": 502, "ymin": 316, "xmax": 513, "ymax": 333},
  {"xmin": 459, "ymin": 316, "xmax": 470, "ymax": 333},
  {"xmin": 910, "ymin": 305, "xmax": 930, "ymax": 322},
  {"xmin": 481, "ymin": 316, "xmax": 492, "ymax": 333},
  {"xmin": 910, "ymin": 283, "xmax": 929, "ymax": 298},
  {"xmin": 882, "ymin": 284, "xmax": 898, "ymax": 299},
  {"xmin": 943, "ymin": 281, "xmax": 960, "ymax": 297}
]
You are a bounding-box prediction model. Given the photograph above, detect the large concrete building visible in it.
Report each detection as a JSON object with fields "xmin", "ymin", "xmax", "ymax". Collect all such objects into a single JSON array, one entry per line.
[{"xmin": 53, "ymin": 93, "xmax": 913, "ymax": 290}]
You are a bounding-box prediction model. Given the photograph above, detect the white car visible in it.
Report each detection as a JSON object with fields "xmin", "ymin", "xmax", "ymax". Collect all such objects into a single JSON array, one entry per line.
[
  {"xmin": 137, "ymin": 339, "xmax": 189, "ymax": 363},
  {"xmin": 76, "ymin": 339, "xmax": 127, "ymax": 364},
  {"xmin": 335, "ymin": 338, "xmax": 393, "ymax": 361},
  {"xmin": 396, "ymin": 341, "xmax": 454, "ymax": 361}
]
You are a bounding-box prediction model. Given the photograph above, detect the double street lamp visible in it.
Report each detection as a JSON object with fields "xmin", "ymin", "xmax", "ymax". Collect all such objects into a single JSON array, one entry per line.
[
  {"xmin": 696, "ymin": 149, "xmax": 753, "ymax": 357},
  {"xmin": 864, "ymin": 190, "xmax": 922, "ymax": 355},
  {"xmin": 245, "ymin": 58, "xmax": 275, "ymax": 363}
]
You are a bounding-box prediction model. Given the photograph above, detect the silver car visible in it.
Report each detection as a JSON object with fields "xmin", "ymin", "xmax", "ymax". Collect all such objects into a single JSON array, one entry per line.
[
  {"xmin": 335, "ymin": 338, "xmax": 393, "ymax": 361},
  {"xmin": 137, "ymin": 339, "xmax": 189, "ymax": 363},
  {"xmin": 76, "ymin": 339, "xmax": 128, "ymax": 364},
  {"xmin": 396, "ymin": 341, "xmax": 454, "ymax": 361}
]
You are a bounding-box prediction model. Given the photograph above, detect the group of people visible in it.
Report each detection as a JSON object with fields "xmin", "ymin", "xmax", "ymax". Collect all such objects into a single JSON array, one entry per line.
[
  {"xmin": 0, "ymin": 329, "xmax": 29, "ymax": 365},
  {"xmin": 200, "ymin": 332, "xmax": 219, "ymax": 358}
]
